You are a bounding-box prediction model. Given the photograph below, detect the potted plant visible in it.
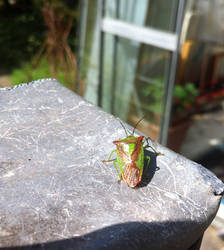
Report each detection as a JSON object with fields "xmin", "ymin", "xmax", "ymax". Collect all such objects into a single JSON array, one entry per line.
[
  {"xmin": 171, "ymin": 82, "xmax": 199, "ymax": 125},
  {"xmin": 167, "ymin": 83, "xmax": 199, "ymax": 151},
  {"xmin": 128, "ymin": 81, "xmax": 199, "ymax": 152}
]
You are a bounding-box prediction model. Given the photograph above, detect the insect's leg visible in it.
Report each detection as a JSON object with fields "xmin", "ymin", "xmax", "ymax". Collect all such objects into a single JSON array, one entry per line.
[
  {"xmin": 144, "ymin": 144, "xmax": 158, "ymax": 154},
  {"xmin": 102, "ymin": 150, "xmax": 123, "ymax": 183},
  {"xmin": 113, "ymin": 160, "xmax": 122, "ymax": 182},
  {"xmin": 144, "ymin": 138, "xmax": 164, "ymax": 156},
  {"xmin": 102, "ymin": 150, "xmax": 116, "ymax": 163}
]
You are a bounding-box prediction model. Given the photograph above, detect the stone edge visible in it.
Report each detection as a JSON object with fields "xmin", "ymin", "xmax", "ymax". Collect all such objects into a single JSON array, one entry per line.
[{"xmin": 0, "ymin": 78, "xmax": 58, "ymax": 91}]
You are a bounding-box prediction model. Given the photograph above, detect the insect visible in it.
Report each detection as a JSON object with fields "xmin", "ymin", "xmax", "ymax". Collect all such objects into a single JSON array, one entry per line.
[{"xmin": 102, "ymin": 117, "xmax": 162, "ymax": 188}]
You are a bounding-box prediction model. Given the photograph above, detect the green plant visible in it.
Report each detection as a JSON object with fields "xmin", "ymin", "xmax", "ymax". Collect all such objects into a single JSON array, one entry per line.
[
  {"xmin": 10, "ymin": 57, "xmax": 73, "ymax": 89},
  {"xmin": 173, "ymin": 82, "xmax": 199, "ymax": 115},
  {"xmin": 142, "ymin": 79, "xmax": 199, "ymax": 120},
  {"xmin": 141, "ymin": 78, "xmax": 164, "ymax": 114}
]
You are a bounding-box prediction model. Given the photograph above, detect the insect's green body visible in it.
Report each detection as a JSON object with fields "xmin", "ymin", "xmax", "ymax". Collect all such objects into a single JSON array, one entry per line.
[
  {"xmin": 114, "ymin": 136, "xmax": 145, "ymax": 187},
  {"xmin": 102, "ymin": 118, "xmax": 161, "ymax": 187}
]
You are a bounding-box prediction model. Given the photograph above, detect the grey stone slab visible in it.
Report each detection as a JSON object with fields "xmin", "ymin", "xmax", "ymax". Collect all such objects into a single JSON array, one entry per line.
[{"xmin": 0, "ymin": 79, "xmax": 223, "ymax": 250}]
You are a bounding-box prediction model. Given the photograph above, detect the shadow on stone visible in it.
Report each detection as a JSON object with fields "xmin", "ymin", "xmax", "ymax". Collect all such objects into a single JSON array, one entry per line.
[
  {"xmin": 138, "ymin": 150, "xmax": 160, "ymax": 188},
  {"xmin": 195, "ymin": 143, "xmax": 224, "ymax": 183},
  {"xmin": 0, "ymin": 220, "xmax": 204, "ymax": 250}
]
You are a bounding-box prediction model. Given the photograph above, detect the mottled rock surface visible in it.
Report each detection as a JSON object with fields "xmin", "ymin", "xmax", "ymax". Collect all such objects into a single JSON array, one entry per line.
[{"xmin": 0, "ymin": 79, "xmax": 223, "ymax": 250}]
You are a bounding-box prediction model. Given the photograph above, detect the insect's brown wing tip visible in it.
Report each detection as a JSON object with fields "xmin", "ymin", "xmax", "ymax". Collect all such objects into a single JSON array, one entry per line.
[{"xmin": 123, "ymin": 165, "xmax": 141, "ymax": 188}]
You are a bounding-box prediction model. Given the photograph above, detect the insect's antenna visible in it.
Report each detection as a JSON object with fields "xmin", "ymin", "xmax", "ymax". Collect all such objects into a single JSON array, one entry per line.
[
  {"xmin": 118, "ymin": 119, "xmax": 129, "ymax": 137},
  {"xmin": 132, "ymin": 116, "xmax": 145, "ymax": 135}
]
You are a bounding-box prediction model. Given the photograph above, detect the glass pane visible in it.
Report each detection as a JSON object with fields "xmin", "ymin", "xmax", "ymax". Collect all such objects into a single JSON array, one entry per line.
[
  {"xmin": 102, "ymin": 34, "xmax": 140, "ymax": 118},
  {"xmin": 144, "ymin": 0, "xmax": 179, "ymax": 32},
  {"xmin": 80, "ymin": 0, "xmax": 180, "ymax": 143},
  {"xmin": 127, "ymin": 45, "xmax": 171, "ymax": 141},
  {"xmin": 105, "ymin": 0, "xmax": 179, "ymax": 32},
  {"xmin": 105, "ymin": 0, "xmax": 148, "ymax": 26},
  {"xmin": 102, "ymin": 35, "xmax": 171, "ymax": 141},
  {"xmin": 168, "ymin": 0, "xmax": 224, "ymax": 153}
]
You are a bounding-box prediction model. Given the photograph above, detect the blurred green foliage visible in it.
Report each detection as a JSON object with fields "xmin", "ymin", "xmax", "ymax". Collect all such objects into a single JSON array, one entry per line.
[
  {"xmin": 142, "ymin": 78, "xmax": 199, "ymax": 116},
  {"xmin": 10, "ymin": 57, "xmax": 71, "ymax": 87},
  {"xmin": 174, "ymin": 83, "xmax": 199, "ymax": 104},
  {"xmin": 173, "ymin": 82, "xmax": 199, "ymax": 115},
  {"xmin": 0, "ymin": 0, "xmax": 78, "ymax": 75}
]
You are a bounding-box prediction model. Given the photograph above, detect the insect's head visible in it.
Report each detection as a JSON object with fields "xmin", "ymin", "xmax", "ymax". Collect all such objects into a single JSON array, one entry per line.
[{"xmin": 118, "ymin": 116, "xmax": 145, "ymax": 137}]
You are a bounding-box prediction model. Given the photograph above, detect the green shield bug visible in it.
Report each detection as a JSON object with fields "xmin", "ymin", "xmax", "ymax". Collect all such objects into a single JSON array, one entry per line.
[{"xmin": 102, "ymin": 117, "xmax": 162, "ymax": 188}]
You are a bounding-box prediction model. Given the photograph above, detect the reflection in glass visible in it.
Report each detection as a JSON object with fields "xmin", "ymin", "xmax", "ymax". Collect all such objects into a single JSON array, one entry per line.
[
  {"xmin": 102, "ymin": 34, "xmax": 171, "ymax": 140},
  {"xmin": 105, "ymin": 0, "xmax": 178, "ymax": 32}
]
